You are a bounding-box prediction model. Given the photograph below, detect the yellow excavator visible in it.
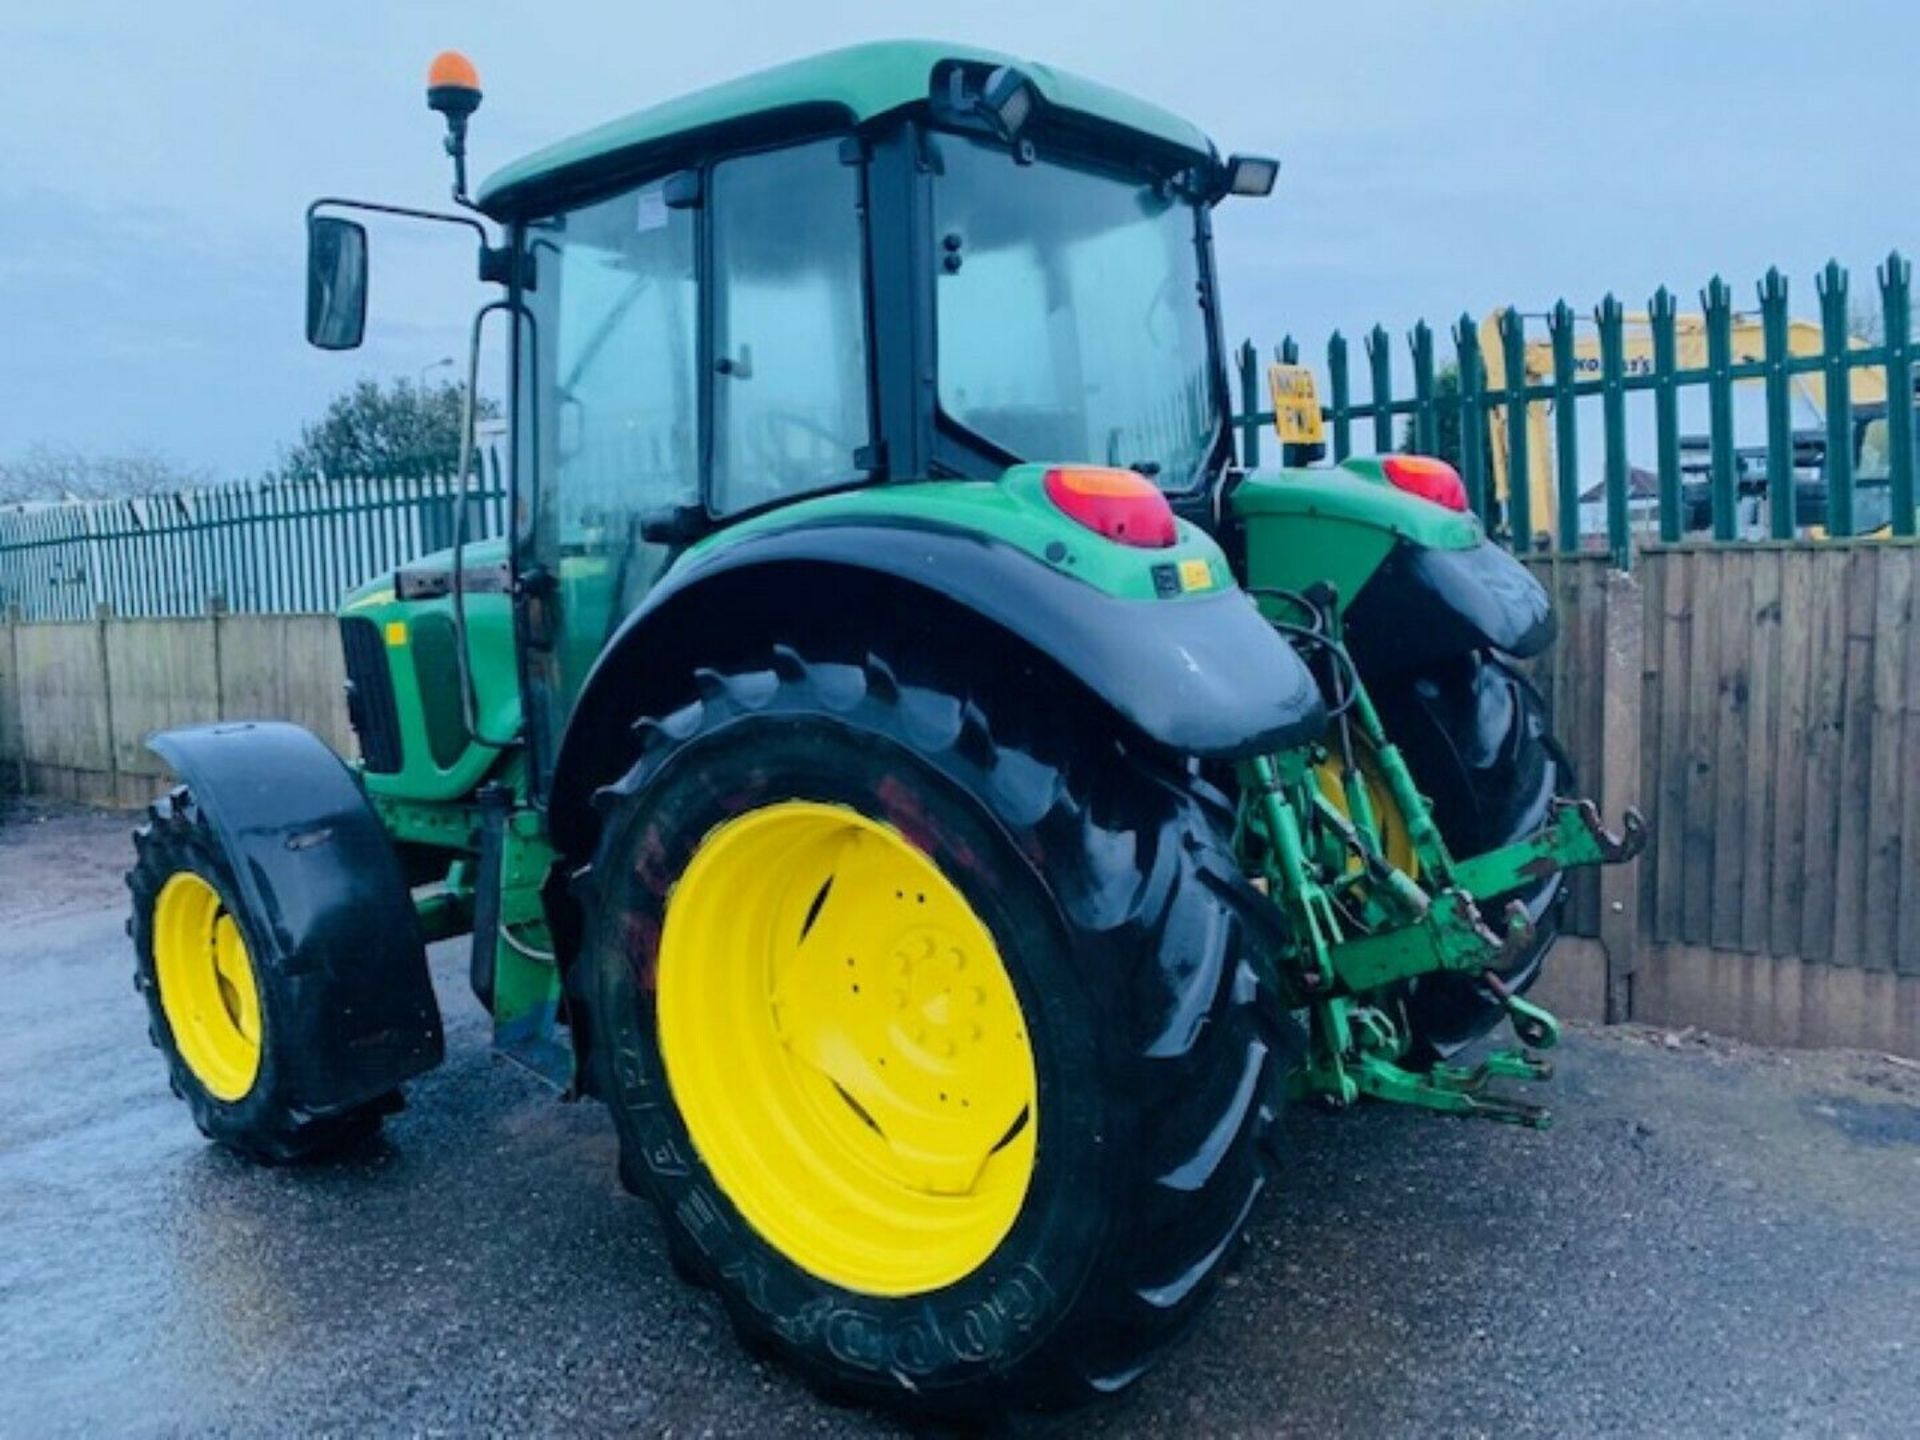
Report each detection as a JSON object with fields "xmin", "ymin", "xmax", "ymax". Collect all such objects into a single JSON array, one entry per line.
[{"xmin": 1479, "ymin": 309, "xmax": 1892, "ymax": 541}]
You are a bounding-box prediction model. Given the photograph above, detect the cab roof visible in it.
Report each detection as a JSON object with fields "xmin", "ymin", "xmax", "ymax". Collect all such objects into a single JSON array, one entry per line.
[{"xmin": 475, "ymin": 39, "xmax": 1216, "ymax": 217}]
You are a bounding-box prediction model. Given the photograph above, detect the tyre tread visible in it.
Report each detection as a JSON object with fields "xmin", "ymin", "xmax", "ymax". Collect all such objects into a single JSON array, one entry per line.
[{"xmin": 578, "ymin": 647, "xmax": 1290, "ymax": 1418}]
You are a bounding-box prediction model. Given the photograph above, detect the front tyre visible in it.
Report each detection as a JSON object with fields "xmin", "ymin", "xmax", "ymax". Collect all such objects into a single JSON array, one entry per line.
[
  {"xmin": 578, "ymin": 647, "xmax": 1282, "ymax": 1418},
  {"xmin": 129, "ymin": 788, "xmax": 392, "ymax": 1162}
]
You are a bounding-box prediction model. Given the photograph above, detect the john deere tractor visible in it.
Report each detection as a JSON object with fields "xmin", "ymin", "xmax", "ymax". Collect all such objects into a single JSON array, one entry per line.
[{"xmin": 128, "ymin": 42, "xmax": 1642, "ymax": 1418}]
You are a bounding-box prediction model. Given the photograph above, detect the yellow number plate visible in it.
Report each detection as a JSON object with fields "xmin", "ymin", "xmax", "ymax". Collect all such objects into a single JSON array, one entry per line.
[{"xmin": 1268, "ymin": 363, "xmax": 1326, "ymax": 447}]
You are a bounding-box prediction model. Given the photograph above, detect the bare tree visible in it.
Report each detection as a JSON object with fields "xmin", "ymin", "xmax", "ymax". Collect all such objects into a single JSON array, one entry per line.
[
  {"xmin": 0, "ymin": 444, "xmax": 212, "ymax": 503},
  {"xmin": 1849, "ymin": 296, "xmax": 1885, "ymax": 345}
]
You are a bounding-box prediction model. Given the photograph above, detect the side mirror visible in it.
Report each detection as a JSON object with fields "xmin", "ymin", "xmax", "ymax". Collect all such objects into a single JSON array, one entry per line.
[{"xmin": 306, "ymin": 215, "xmax": 368, "ymax": 350}]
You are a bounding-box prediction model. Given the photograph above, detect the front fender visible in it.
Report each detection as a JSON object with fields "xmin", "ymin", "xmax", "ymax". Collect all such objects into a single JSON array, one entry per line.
[
  {"xmin": 546, "ymin": 522, "xmax": 1327, "ymax": 853},
  {"xmin": 148, "ymin": 721, "xmax": 444, "ymax": 1112}
]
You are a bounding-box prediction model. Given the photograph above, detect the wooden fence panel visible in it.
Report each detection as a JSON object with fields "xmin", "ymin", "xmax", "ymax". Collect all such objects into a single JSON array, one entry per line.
[
  {"xmin": 1519, "ymin": 555, "xmax": 1613, "ymax": 939},
  {"xmin": 104, "ymin": 616, "xmax": 219, "ymax": 790},
  {"xmin": 11, "ymin": 621, "xmax": 114, "ymax": 802},
  {"xmin": 1863, "ymin": 553, "xmax": 1912, "ymax": 970},
  {"xmin": 1707, "ymin": 553, "xmax": 1751, "ymax": 950},
  {"xmin": 0, "ymin": 613, "xmax": 20, "ymax": 790},
  {"xmin": 1766, "ymin": 550, "xmax": 1813, "ymax": 955},
  {"xmin": 215, "ymin": 614, "xmax": 353, "ymax": 758},
  {"xmin": 1899, "ymin": 603, "xmax": 1920, "ymax": 976},
  {"xmin": 1798, "ymin": 551, "xmax": 1848, "ymax": 960},
  {"xmin": 1520, "ymin": 544, "xmax": 1918, "ymax": 982},
  {"xmin": 1830, "ymin": 549, "xmax": 1879, "ymax": 966},
  {"xmin": 1651, "ymin": 552, "xmax": 1691, "ymax": 942},
  {"xmin": 1680, "ymin": 550, "xmax": 1721, "ymax": 947},
  {"xmin": 1737, "ymin": 550, "xmax": 1782, "ymax": 954}
]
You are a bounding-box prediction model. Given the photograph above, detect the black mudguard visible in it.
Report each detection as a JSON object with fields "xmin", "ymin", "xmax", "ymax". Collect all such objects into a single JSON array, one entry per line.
[
  {"xmin": 148, "ymin": 721, "xmax": 444, "ymax": 1112},
  {"xmin": 1343, "ymin": 538, "xmax": 1555, "ymax": 677},
  {"xmin": 546, "ymin": 523, "xmax": 1327, "ymax": 853}
]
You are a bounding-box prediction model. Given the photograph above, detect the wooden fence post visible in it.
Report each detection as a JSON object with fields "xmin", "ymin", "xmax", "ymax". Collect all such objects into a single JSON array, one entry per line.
[
  {"xmin": 94, "ymin": 601, "xmax": 122, "ymax": 806},
  {"xmin": 1599, "ymin": 569, "xmax": 1645, "ymax": 1021},
  {"xmin": 3, "ymin": 602, "xmax": 22, "ymax": 794},
  {"xmin": 207, "ymin": 593, "xmax": 227, "ymax": 720}
]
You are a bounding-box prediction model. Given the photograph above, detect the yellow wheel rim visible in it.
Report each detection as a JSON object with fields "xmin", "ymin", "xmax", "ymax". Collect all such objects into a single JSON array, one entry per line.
[
  {"xmin": 1315, "ymin": 744, "xmax": 1419, "ymax": 878},
  {"xmin": 657, "ymin": 801, "xmax": 1038, "ymax": 1297},
  {"xmin": 153, "ymin": 871, "xmax": 262, "ymax": 1102}
]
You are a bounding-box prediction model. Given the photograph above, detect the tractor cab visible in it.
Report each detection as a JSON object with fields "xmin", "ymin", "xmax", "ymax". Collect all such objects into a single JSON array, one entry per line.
[{"xmin": 308, "ymin": 42, "xmax": 1278, "ymax": 785}]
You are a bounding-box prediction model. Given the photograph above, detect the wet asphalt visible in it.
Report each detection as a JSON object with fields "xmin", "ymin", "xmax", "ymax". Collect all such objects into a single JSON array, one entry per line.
[{"xmin": 2, "ymin": 799, "xmax": 1918, "ymax": 1438}]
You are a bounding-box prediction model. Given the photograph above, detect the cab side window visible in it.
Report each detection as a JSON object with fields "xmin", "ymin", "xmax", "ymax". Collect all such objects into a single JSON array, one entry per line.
[{"xmin": 709, "ymin": 139, "xmax": 871, "ymax": 513}]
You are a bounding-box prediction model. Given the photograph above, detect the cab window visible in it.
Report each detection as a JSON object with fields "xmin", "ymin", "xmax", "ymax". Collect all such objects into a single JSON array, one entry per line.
[
  {"xmin": 709, "ymin": 139, "xmax": 871, "ymax": 513},
  {"xmin": 521, "ymin": 178, "xmax": 699, "ymax": 703}
]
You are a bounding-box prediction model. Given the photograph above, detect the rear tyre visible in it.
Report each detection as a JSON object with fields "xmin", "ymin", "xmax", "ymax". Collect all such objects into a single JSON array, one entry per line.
[
  {"xmin": 1368, "ymin": 653, "xmax": 1570, "ymax": 1060},
  {"xmin": 577, "ymin": 646, "xmax": 1284, "ymax": 1418},
  {"xmin": 129, "ymin": 787, "xmax": 393, "ymax": 1163}
]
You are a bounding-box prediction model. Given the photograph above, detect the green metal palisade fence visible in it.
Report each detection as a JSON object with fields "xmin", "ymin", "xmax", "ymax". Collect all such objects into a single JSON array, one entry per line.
[
  {"xmin": 1233, "ymin": 252, "xmax": 1919, "ymax": 569},
  {"xmin": 0, "ymin": 463, "xmax": 505, "ymax": 621},
  {"xmin": 5, "ymin": 253, "xmax": 1914, "ymax": 617}
]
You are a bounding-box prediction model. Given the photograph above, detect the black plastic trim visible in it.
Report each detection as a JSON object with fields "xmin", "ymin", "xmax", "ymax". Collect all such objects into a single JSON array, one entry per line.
[
  {"xmin": 146, "ymin": 722, "xmax": 444, "ymax": 1112},
  {"xmin": 1344, "ymin": 539, "xmax": 1557, "ymax": 676},
  {"xmin": 546, "ymin": 523, "xmax": 1327, "ymax": 851},
  {"xmin": 339, "ymin": 616, "xmax": 402, "ymax": 772}
]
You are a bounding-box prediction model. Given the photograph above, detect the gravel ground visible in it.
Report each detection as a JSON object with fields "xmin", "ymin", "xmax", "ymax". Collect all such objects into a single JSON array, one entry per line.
[{"xmin": 1, "ymin": 797, "xmax": 1916, "ymax": 1438}]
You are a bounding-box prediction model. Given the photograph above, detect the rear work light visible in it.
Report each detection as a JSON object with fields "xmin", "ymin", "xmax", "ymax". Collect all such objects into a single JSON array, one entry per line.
[
  {"xmin": 1042, "ymin": 466, "xmax": 1179, "ymax": 548},
  {"xmin": 1381, "ymin": 454, "xmax": 1470, "ymax": 513}
]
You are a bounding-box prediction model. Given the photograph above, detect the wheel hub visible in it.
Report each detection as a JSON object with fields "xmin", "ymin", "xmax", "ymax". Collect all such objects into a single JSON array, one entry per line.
[
  {"xmin": 657, "ymin": 801, "xmax": 1037, "ymax": 1296},
  {"xmin": 152, "ymin": 871, "xmax": 261, "ymax": 1102}
]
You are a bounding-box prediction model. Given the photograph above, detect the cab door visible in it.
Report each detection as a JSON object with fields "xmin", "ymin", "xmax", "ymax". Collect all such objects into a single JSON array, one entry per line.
[{"xmin": 514, "ymin": 178, "xmax": 701, "ymax": 783}]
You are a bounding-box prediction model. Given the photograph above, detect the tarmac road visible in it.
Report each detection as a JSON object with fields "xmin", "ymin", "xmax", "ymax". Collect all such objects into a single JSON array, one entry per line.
[{"xmin": 2, "ymin": 798, "xmax": 1917, "ymax": 1438}]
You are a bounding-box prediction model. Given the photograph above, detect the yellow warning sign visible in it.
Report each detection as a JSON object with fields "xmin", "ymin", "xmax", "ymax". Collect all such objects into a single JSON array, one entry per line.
[{"xmin": 1268, "ymin": 363, "xmax": 1325, "ymax": 447}]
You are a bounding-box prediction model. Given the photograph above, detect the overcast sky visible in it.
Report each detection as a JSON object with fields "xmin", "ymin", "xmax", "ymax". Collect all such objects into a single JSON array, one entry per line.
[{"xmin": 3, "ymin": 1, "xmax": 1916, "ymax": 478}]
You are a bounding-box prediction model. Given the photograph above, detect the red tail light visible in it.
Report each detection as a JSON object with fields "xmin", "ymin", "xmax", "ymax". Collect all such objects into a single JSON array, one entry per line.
[
  {"xmin": 1042, "ymin": 466, "xmax": 1178, "ymax": 548},
  {"xmin": 1381, "ymin": 455, "xmax": 1469, "ymax": 512}
]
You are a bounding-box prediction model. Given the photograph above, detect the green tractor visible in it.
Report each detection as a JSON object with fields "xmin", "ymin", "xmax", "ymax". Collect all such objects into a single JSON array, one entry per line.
[{"xmin": 128, "ymin": 42, "xmax": 1642, "ymax": 1418}]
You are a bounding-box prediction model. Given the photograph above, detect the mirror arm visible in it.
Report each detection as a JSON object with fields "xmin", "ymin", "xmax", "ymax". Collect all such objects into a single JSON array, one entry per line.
[{"xmin": 305, "ymin": 196, "xmax": 493, "ymax": 250}]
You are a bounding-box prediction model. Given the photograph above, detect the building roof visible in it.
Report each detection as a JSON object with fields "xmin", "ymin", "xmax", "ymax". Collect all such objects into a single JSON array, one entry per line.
[{"xmin": 476, "ymin": 39, "xmax": 1216, "ymax": 215}]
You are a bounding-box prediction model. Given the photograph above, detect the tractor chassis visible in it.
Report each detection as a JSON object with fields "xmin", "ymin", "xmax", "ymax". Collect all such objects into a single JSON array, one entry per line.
[{"xmin": 366, "ymin": 601, "xmax": 1644, "ymax": 1132}]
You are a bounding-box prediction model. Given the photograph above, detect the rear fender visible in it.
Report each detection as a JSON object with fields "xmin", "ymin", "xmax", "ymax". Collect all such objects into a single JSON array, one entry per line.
[
  {"xmin": 544, "ymin": 523, "xmax": 1328, "ymax": 855},
  {"xmin": 1230, "ymin": 464, "xmax": 1553, "ymax": 674},
  {"xmin": 1342, "ymin": 539, "xmax": 1556, "ymax": 675},
  {"xmin": 148, "ymin": 721, "xmax": 444, "ymax": 1112}
]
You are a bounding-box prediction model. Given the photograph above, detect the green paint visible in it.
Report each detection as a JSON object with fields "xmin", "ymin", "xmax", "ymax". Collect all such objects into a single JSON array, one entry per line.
[
  {"xmin": 1342, "ymin": 1044, "xmax": 1555, "ymax": 1128},
  {"xmin": 1231, "ymin": 461, "xmax": 1481, "ymax": 606},
  {"xmin": 488, "ymin": 808, "xmax": 569, "ymax": 1088},
  {"xmin": 1449, "ymin": 799, "xmax": 1647, "ymax": 900},
  {"xmin": 374, "ymin": 781, "xmax": 567, "ymax": 1088},
  {"xmin": 478, "ymin": 40, "xmax": 1214, "ymax": 215},
  {"xmin": 338, "ymin": 539, "xmax": 522, "ymax": 805},
  {"xmin": 678, "ymin": 465, "xmax": 1234, "ymax": 604}
]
